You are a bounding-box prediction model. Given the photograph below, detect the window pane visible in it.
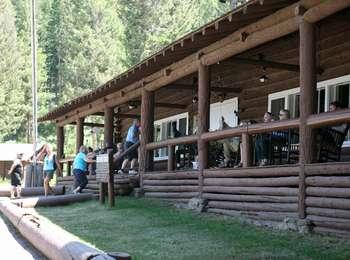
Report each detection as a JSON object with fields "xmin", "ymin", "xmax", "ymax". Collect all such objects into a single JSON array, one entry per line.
[
  {"xmin": 337, "ymin": 84, "xmax": 350, "ymax": 108},
  {"xmin": 288, "ymin": 94, "xmax": 300, "ymax": 118},
  {"xmin": 179, "ymin": 118, "xmax": 187, "ymax": 135},
  {"xmin": 318, "ymin": 88, "xmax": 325, "ymax": 113},
  {"xmin": 271, "ymin": 98, "xmax": 285, "ymax": 118}
]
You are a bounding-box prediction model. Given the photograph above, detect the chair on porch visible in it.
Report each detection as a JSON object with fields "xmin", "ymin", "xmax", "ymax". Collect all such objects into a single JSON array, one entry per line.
[
  {"xmin": 317, "ymin": 124, "xmax": 350, "ymax": 162},
  {"xmin": 269, "ymin": 129, "xmax": 299, "ymax": 165}
]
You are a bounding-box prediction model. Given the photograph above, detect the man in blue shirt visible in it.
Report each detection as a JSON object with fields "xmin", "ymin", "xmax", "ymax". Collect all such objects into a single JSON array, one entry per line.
[
  {"xmin": 119, "ymin": 119, "xmax": 140, "ymax": 174},
  {"xmin": 72, "ymin": 145, "xmax": 95, "ymax": 194}
]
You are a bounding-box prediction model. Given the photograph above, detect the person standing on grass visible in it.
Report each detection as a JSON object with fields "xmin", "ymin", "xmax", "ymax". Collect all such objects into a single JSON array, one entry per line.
[
  {"xmin": 72, "ymin": 145, "xmax": 95, "ymax": 194},
  {"xmin": 118, "ymin": 119, "xmax": 140, "ymax": 174},
  {"xmin": 8, "ymin": 153, "xmax": 23, "ymax": 199},
  {"xmin": 39, "ymin": 144, "xmax": 62, "ymax": 196}
]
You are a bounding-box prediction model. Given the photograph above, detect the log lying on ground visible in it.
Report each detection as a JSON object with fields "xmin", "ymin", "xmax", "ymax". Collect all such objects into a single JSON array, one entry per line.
[
  {"xmin": 203, "ymin": 193, "xmax": 297, "ymax": 203},
  {"xmin": 204, "ymin": 177, "xmax": 299, "ymax": 187},
  {"xmin": 306, "ymin": 197, "xmax": 350, "ymax": 210},
  {"xmin": 0, "ymin": 186, "xmax": 65, "ymax": 197},
  {"xmin": 207, "ymin": 208, "xmax": 298, "ymax": 222},
  {"xmin": 305, "ymin": 176, "xmax": 350, "ymax": 187},
  {"xmin": 203, "ymin": 186, "xmax": 298, "ymax": 196},
  {"xmin": 307, "ymin": 215, "xmax": 350, "ymax": 231},
  {"xmin": 306, "ymin": 207, "xmax": 350, "ymax": 219},
  {"xmin": 0, "ymin": 201, "xmax": 116, "ymax": 259},
  {"xmin": 12, "ymin": 193, "xmax": 95, "ymax": 208},
  {"xmin": 144, "ymin": 192, "xmax": 198, "ymax": 199},
  {"xmin": 207, "ymin": 200, "xmax": 297, "ymax": 212},
  {"xmin": 306, "ymin": 187, "xmax": 350, "ymax": 198}
]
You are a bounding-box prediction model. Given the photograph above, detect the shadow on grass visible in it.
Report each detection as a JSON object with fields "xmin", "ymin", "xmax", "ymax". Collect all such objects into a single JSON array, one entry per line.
[{"xmin": 36, "ymin": 197, "xmax": 350, "ymax": 260}]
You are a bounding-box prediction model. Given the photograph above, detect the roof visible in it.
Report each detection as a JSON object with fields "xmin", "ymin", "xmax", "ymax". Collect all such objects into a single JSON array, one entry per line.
[
  {"xmin": 0, "ymin": 144, "xmax": 34, "ymax": 161},
  {"xmin": 39, "ymin": 0, "xmax": 298, "ymax": 122}
]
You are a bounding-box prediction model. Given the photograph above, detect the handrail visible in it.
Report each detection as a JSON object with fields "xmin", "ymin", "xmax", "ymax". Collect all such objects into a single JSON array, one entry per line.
[
  {"xmin": 307, "ymin": 109, "xmax": 350, "ymax": 128},
  {"xmin": 146, "ymin": 135, "xmax": 197, "ymax": 150},
  {"xmin": 113, "ymin": 141, "xmax": 140, "ymax": 163},
  {"xmin": 144, "ymin": 110, "xmax": 350, "ymax": 151},
  {"xmin": 59, "ymin": 158, "xmax": 74, "ymax": 163}
]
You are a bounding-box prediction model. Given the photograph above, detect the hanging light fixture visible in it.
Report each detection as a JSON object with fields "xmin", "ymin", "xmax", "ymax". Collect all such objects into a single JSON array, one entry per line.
[
  {"xmin": 128, "ymin": 101, "xmax": 137, "ymax": 110},
  {"xmin": 259, "ymin": 67, "xmax": 268, "ymax": 83}
]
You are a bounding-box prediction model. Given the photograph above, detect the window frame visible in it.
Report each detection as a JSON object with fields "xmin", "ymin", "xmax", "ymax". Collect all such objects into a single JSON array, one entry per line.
[{"xmin": 268, "ymin": 74, "xmax": 350, "ymax": 147}]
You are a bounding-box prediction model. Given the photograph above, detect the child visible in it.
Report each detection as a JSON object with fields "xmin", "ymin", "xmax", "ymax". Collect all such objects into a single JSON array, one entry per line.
[{"xmin": 114, "ymin": 143, "xmax": 124, "ymax": 171}]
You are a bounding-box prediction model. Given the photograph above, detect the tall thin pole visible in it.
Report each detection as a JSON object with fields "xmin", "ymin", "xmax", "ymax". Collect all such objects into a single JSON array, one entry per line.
[{"xmin": 31, "ymin": 0, "xmax": 38, "ymax": 179}]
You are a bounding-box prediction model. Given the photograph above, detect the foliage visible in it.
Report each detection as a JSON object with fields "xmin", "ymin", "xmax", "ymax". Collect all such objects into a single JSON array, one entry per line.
[
  {"xmin": 1, "ymin": 0, "xmax": 236, "ymax": 146},
  {"xmin": 37, "ymin": 198, "xmax": 350, "ymax": 260}
]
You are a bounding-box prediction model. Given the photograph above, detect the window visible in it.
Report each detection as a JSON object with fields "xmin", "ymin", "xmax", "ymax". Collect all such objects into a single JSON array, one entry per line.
[
  {"xmin": 153, "ymin": 113, "xmax": 188, "ymax": 160},
  {"xmin": 209, "ymin": 97, "xmax": 238, "ymax": 131},
  {"xmin": 268, "ymin": 74, "xmax": 350, "ymax": 146}
]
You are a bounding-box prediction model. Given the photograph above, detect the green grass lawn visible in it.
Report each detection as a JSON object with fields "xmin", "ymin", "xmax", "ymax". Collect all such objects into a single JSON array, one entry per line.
[{"xmin": 37, "ymin": 197, "xmax": 350, "ymax": 260}]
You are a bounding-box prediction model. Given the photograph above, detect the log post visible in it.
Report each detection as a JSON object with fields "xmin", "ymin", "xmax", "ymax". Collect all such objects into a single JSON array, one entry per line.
[
  {"xmin": 67, "ymin": 161, "xmax": 72, "ymax": 176},
  {"xmin": 104, "ymin": 107, "xmax": 114, "ymax": 150},
  {"xmin": 99, "ymin": 182, "xmax": 106, "ymax": 204},
  {"xmin": 56, "ymin": 125, "xmax": 64, "ymax": 159},
  {"xmin": 198, "ymin": 63, "xmax": 210, "ymax": 198},
  {"xmin": 168, "ymin": 145, "xmax": 175, "ymax": 171},
  {"xmin": 76, "ymin": 117, "xmax": 84, "ymax": 153},
  {"xmin": 108, "ymin": 150, "xmax": 115, "ymax": 207},
  {"xmin": 299, "ymin": 20, "xmax": 317, "ymax": 219},
  {"xmin": 140, "ymin": 89, "xmax": 154, "ymax": 189},
  {"xmin": 241, "ymin": 133, "xmax": 251, "ymax": 167}
]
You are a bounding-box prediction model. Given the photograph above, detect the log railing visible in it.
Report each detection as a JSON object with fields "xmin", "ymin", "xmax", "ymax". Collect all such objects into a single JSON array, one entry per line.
[{"xmin": 59, "ymin": 158, "xmax": 74, "ymax": 176}]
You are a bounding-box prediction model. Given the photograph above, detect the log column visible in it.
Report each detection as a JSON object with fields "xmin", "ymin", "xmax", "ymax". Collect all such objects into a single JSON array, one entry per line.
[
  {"xmin": 140, "ymin": 89, "xmax": 155, "ymax": 189},
  {"xmin": 299, "ymin": 20, "xmax": 317, "ymax": 219},
  {"xmin": 242, "ymin": 133, "xmax": 251, "ymax": 167},
  {"xmin": 56, "ymin": 125, "xmax": 64, "ymax": 159},
  {"xmin": 168, "ymin": 145, "xmax": 175, "ymax": 171},
  {"xmin": 75, "ymin": 117, "xmax": 84, "ymax": 153},
  {"xmin": 198, "ymin": 63, "xmax": 211, "ymax": 197},
  {"xmin": 104, "ymin": 106, "xmax": 114, "ymax": 150}
]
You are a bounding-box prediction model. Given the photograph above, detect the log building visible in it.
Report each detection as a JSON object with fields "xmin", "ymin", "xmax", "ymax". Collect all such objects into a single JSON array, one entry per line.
[{"xmin": 39, "ymin": 0, "xmax": 350, "ymax": 236}]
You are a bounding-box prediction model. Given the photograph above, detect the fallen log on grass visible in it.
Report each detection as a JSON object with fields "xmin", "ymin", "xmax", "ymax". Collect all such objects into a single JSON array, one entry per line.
[
  {"xmin": 0, "ymin": 186, "xmax": 65, "ymax": 197},
  {"xmin": 12, "ymin": 193, "xmax": 95, "ymax": 208},
  {"xmin": 0, "ymin": 201, "xmax": 117, "ymax": 259}
]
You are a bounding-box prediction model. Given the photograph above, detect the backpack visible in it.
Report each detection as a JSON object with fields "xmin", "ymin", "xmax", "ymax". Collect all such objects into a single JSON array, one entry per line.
[{"xmin": 53, "ymin": 154, "xmax": 57, "ymax": 171}]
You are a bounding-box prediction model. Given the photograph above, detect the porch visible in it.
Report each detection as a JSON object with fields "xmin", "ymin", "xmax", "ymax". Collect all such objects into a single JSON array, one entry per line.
[{"xmin": 39, "ymin": 0, "xmax": 350, "ymax": 236}]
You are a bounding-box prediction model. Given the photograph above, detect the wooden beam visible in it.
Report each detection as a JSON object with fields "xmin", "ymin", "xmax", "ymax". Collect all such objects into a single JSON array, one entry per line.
[
  {"xmin": 230, "ymin": 57, "xmax": 299, "ymax": 72},
  {"xmin": 198, "ymin": 63, "xmax": 210, "ymax": 198},
  {"xmin": 104, "ymin": 107, "xmax": 114, "ymax": 150},
  {"xmin": 76, "ymin": 118, "xmax": 84, "ymax": 153},
  {"xmin": 116, "ymin": 113, "xmax": 140, "ymax": 119},
  {"xmin": 69, "ymin": 122, "xmax": 104, "ymax": 128},
  {"xmin": 168, "ymin": 84, "xmax": 241, "ymax": 93},
  {"xmin": 140, "ymin": 89, "xmax": 155, "ymax": 188},
  {"xmin": 132, "ymin": 100, "xmax": 186, "ymax": 110},
  {"xmin": 56, "ymin": 126, "xmax": 64, "ymax": 159},
  {"xmin": 299, "ymin": 20, "xmax": 317, "ymax": 220}
]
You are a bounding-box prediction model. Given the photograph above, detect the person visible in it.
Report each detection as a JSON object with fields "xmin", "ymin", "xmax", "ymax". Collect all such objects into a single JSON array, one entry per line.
[
  {"xmin": 218, "ymin": 117, "xmax": 240, "ymax": 167},
  {"xmin": 329, "ymin": 101, "xmax": 348, "ymax": 133},
  {"xmin": 114, "ymin": 142, "xmax": 124, "ymax": 170},
  {"xmin": 39, "ymin": 144, "xmax": 62, "ymax": 196},
  {"xmin": 72, "ymin": 145, "xmax": 95, "ymax": 194},
  {"xmin": 87, "ymin": 147, "xmax": 97, "ymax": 175},
  {"xmin": 255, "ymin": 112, "xmax": 274, "ymax": 166},
  {"xmin": 119, "ymin": 119, "xmax": 140, "ymax": 174},
  {"xmin": 8, "ymin": 153, "xmax": 23, "ymax": 199},
  {"xmin": 172, "ymin": 122, "xmax": 184, "ymax": 168}
]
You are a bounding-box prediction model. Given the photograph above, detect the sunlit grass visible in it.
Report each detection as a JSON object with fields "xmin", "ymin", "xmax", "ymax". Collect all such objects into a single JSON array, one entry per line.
[{"xmin": 37, "ymin": 197, "xmax": 350, "ymax": 260}]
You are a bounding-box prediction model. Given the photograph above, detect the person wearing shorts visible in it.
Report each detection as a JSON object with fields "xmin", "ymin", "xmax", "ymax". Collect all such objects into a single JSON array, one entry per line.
[
  {"xmin": 119, "ymin": 119, "xmax": 140, "ymax": 174},
  {"xmin": 8, "ymin": 153, "xmax": 23, "ymax": 199},
  {"xmin": 41, "ymin": 144, "xmax": 61, "ymax": 196}
]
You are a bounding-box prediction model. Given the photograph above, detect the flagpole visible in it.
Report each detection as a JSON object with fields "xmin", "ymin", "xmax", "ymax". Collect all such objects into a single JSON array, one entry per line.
[{"xmin": 30, "ymin": 0, "xmax": 38, "ymax": 179}]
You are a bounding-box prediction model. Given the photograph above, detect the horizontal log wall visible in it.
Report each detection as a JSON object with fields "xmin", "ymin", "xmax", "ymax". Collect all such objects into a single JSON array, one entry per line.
[
  {"xmin": 305, "ymin": 163, "xmax": 350, "ymax": 236},
  {"xmin": 204, "ymin": 166, "xmax": 299, "ymax": 223},
  {"xmin": 56, "ymin": 174, "xmax": 139, "ymax": 196},
  {"xmin": 143, "ymin": 171, "xmax": 198, "ymax": 202}
]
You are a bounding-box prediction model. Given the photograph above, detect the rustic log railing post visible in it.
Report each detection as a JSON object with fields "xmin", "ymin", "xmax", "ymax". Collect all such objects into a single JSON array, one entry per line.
[
  {"xmin": 140, "ymin": 89, "xmax": 154, "ymax": 190},
  {"xmin": 168, "ymin": 145, "xmax": 175, "ymax": 171},
  {"xmin": 76, "ymin": 117, "xmax": 84, "ymax": 153},
  {"xmin": 198, "ymin": 62, "xmax": 210, "ymax": 198},
  {"xmin": 67, "ymin": 161, "xmax": 72, "ymax": 176},
  {"xmin": 242, "ymin": 133, "xmax": 251, "ymax": 168},
  {"xmin": 99, "ymin": 182, "xmax": 106, "ymax": 204},
  {"xmin": 299, "ymin": 19, "xmax": 317, "ymax": 219},
  {"xmin": 56, "ymin": 125, "xmax": 64, "ymax": 174},
  {"xmin": 104, "ymin": 106, "xmax": 114, "ymax": 150},
  {"xmin": 107, "ymin": 150, "xmax": 115, "ymax": 207}
]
